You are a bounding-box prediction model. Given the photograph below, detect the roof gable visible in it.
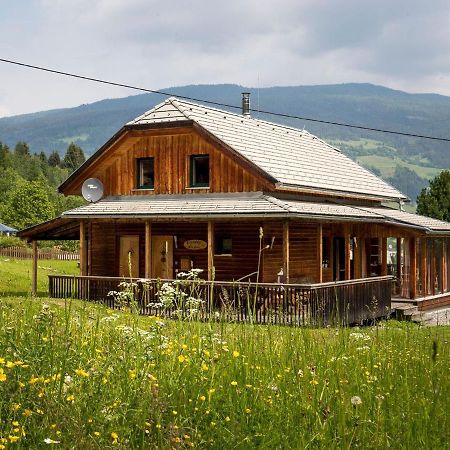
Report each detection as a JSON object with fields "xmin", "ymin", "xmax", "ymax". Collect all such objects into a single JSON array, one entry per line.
[{"xmin": 128, "ymin": 98, "xmax": 406, "ymax": 201}]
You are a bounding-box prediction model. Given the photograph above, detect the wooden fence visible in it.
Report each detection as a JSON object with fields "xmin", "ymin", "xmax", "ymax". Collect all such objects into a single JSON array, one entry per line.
[
  {"xmin": 48, "ymin": 275, "xmax": 393, "ymax": 326},
  {"xmin": 0, "ymin": 246, "xmax": 79, "ymax": 260}
]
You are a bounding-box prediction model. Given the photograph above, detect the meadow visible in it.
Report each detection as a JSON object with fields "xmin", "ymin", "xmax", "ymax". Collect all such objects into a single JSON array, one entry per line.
[{"xmin": 0, "ymin": 258, "xmax": 449, "ymax": 449}]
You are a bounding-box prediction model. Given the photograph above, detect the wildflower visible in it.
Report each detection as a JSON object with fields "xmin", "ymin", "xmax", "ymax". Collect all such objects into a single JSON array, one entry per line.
[
  {"xmin": 74, "ymin": 369, "xmax": 89, "ymax": 378},
  {"xmin": 0, "ymin": 369, "xmax": 7, "ymax": 382},
  {"xmin": 231, "ymin": 381, "xmax": 237, "ymax": 386},
  {"xmin": 12, "ymin": 421, "xmax": 19, "ymax": 427},
  {"xmin": 245, "ymin": 408, "xmax": 251, "ymax": 414},
  {"xmin": 66, "ymin": 395, "xmax": 75, "ymax": 403},
  {"xmin": 351, "ymin": 396, "xmax": 362, "ymax": 406},
  {"xmin": 129, "ymin": 370, "xmax": 137, "ymax": 380},
  {"xmin": 201, "ymin": 363, "xmax": 209, "ymax": 371},
  {"xmin": 178, "ymin": 355, "xmax": 186, "ymax": 363},
  {"xmin": 6, "ymin": 361, "xmax": 15, "ymax": 369},
  {"xmin": 310, "ymin": 379, "xmax": 319, "ymax": 385},
  {"xmin": 200, "ymin": 395, "xmax": 206, "ymax": 401},
  {"xmin": 232, "ymin": 351, "xmax": 240, "ymax": 358},
  {"xmin": 111, "ymin": 432, "xmax": 119, "ymax": 444},
  {"xmin": 93, "ymin": 432, "xmax": 101, "ymax": 437},
  {"xmin": 172, "ymin": 410, "xmax": 178, "ymax": 415},
  {"xmin": 44, "ymin": 438, "xmax": 61, "ymax": 444},
  {"xmin": 9, "ymin": 436, "xmax": 20, "ymax": 443},
  {"xmin": 225, "ymin": 416, "xmax": 231, "ymax": 422},
  {"xmin": 23, "ymin": 409, "xmax": 32, "ymax": 417}
]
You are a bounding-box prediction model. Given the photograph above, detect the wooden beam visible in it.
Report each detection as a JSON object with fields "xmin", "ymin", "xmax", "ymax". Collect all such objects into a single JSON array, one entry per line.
[
  {"xmin": 431, "ymin": 238, "xmax": 436, "ymax": 295},
  {"xmin": 397, "ymin": 237, "xmax": 402, "ymax": 294},
  {"xmin": 381, "ymin": 237, "xmax": 388, "ymax": 276},
  {"xmin": 79, "ymin": 221, "xmax": 87, "ymax": 276},
  {"xmin": 421, "ymin": 238, "xmax": 427, "ymax": 296},
  {"xmin": 441, "ymin": 239, "xmax": 446, "ymax": 293},
  {"xmin": 317, "ymin": 224, "xmax": 323, "ymax": 283},
  {"xmin": 145, "ymin": 221, "xmax": 152, "ymax": 278},
  {"xmin": 283, "ymin": 221, "xmax": 290, "ymax": 283},
  {"xmin": 409, "ymin": 237, "xmax": 417, "ymax": 299},
  {"xmin": 31, "ymin": 240, "xmax": 38, "ymax": 297},
  {"xmin": 344, "ymin": 227, "xmax": 351, "ymax": 280},
  {"xmin": 354, "ymin": 236, "xmax": 361, "ymax": 279},
  {"xmin": 207, "ymin": 221, "xmax": 214, "ymax": 281}
]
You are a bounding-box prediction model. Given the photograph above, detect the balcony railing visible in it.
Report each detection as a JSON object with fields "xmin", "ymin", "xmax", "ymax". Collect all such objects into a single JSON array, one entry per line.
[{"xmin": 48, "ymin": 275, "xmax": 393, "ymax": 326}]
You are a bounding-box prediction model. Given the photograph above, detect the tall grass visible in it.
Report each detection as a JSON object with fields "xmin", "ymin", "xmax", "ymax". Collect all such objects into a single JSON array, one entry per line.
[{"xmin": 0, "ymin": 295, "xmax": 449, "ymax": 449}]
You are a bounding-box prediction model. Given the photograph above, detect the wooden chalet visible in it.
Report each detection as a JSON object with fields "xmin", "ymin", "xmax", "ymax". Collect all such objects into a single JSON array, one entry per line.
[{"xmin": 18, "ymin": 95, "xmax": 450, "ymax": 322}]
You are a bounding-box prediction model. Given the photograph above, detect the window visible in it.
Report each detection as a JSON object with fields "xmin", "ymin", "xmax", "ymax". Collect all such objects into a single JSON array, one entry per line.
[
  {"xmin": 190, "ymin": 155, "xmax": 209, "ymax": 187},
  {"xmin": 136, "ymin": 158, "xmax": 154, "ymax": 189},
  {"xmin": 215, "ymin": 236, "xmax": 232, "ymax": 255}
]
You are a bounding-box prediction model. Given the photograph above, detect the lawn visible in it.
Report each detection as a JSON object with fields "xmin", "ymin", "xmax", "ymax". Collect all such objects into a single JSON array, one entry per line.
[{"xmin": 0, "ymin": 260, "xmax": 449, "ymax": 449}]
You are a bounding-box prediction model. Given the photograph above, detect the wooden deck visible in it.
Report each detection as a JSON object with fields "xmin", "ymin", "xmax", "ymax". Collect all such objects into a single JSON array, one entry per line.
[{"xmin": 48, "ymin": 275, "xmax": 393, "ymax": 326}]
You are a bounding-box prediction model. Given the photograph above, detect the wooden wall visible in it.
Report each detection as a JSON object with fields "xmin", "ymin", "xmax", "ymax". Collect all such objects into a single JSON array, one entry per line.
[{"xmin": 67, "ymin": 127, "xmax": 272, "ymax": 197}]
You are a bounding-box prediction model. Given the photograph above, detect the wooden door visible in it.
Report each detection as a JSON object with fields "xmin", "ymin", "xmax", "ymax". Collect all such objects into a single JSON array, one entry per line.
[
  {"xmin": 152, "ymin": 236, "xmax": 173, "ymax": 279},
  {"xmin": 119, "ymin": 235, "xmax": 140, "ymax": 278}
]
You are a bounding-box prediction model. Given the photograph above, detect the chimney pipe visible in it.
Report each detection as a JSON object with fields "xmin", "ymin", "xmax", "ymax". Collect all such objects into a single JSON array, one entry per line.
[{"xmin": 242, "ymin": 92, "xmax": 250, "ymax": 117}]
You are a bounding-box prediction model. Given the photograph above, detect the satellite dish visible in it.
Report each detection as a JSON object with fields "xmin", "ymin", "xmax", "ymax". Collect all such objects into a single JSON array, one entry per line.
[{"xmin": 82, "ymin": 178, "xmax": 104, "ymax": 203}]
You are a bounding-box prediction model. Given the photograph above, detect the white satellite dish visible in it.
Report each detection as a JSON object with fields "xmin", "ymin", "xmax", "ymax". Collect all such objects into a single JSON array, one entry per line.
[{"xmin": 82, "ymin": 178, "xmax": 104, "ymax": 203}]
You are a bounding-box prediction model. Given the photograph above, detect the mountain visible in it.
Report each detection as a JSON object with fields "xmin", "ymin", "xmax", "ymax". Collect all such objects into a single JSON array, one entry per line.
[{"xmin": 1, "ymin": 83, "xmax": 449, "ymax": 203}]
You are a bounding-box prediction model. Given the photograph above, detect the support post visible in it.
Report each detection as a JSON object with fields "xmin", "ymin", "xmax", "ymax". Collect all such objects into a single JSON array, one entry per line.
[
  {"xmin": 344, "ymin": 227, "xmax": 351, "ymax": 280},
  {"xmin": 409, "ymin": 237, "xmax": 417, "ymax": 299},
  {"xmin": 79, "ymin": 221, "xmax": 87, "ymax": 276},
  {"xmin": 283, "ymin": 221, "xmax": 290, "ymax": 283},
  {"xmin": 431, "ymin": 238, "xmax": 436, "ymax": 295},
  {"xmin": 145, "ymin": 221, "xmax": 152, "ymax": 278},
  {"xmin": 397, "ymin": 237, "xmax": 402, "ymax": 294},
  {"xmin": 207, "ymin": 221, "xmax": 214, "ymax": 281},
  {"xmin": 317, "ymin": 224, "xmax": 323, "ymax": 283},
  {"xmin": 421, "ymin": 238, "xmax": 427, "ymax": 296},
  {"xmin": 441, "ymin": 239, "xmax": 446, "ymax": 293},
  {"xmin": 31, "ymin": 240, "xmax": 38, "ymax": 297},
  {"xmin": 381, "ymin": 237, "xmax": 388, "ymax": 276}
]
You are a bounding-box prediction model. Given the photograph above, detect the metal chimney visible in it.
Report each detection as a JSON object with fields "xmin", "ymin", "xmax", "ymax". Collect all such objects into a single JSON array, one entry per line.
[{"xmin": 242, "ymin": 92, "xmax": 250, "ymax": 117}]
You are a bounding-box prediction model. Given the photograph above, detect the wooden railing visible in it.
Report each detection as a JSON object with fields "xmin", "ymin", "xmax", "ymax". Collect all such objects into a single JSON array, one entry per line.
[
  {"xmin": 0, "ymin": 246, "xmax": 79, "ymax": 260},
  {"xmin": 48, "ymin": 275, "xmax": 393, "ymax": 326}
]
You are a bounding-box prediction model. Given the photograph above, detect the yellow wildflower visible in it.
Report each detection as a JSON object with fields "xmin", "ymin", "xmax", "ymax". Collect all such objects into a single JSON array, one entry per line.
[
  {"xmin": 178, "ymin": 355, "xmax": 186, "ymax": 363},
  {"xmin": 12, "ymin": 421, "xmax": 19, "ymax": 427},
  {"xmin": 0, "ymin": 357, "xmax": 4, "ymax": 364},
  {"xmin": 199, "ymin": 396, "xmax": 206, "ymax": 401},
  {"xmin": 29, "ymin": 376, "xmax": 42, "ymax": 384},
  {"xmin": 111, "ymin": 432, "xmax": 119, "ymax": 444},
  {"xmin": 129, "ymin": 370, "xmax": 136, "ymax": 380},
  {"xmin": 94, "ymin": 432, "xmax": 101, "ymax": 437},
  {"xmin": 231, "ymin": 381, "xmax": 237, "ymax": 386},
  {"xmin": 66, "ymin": 395, "xmax": 75, "ymax": 403},
  {"xmin": 6, "ymin": 361, "xmax": 15, "ymax": 369},
  {"xmin": 172, "ymin": 410, "xmax": 178, "ymax": 415},
  {"xmin": 225, "ymin": 416, "xmax": 231, "ymax": 422},
  {"xmin": 232, "ymin": 351, "xmax": 240, "ymax": 358},
  {"xmin": 245, "ymin": 408, "xmax": 251, "ymax": 414},
  {"xmin": 201, "ymin": 363, "xmax": 209, "ymax": 371},
  {"xmin": 9, "ymin": 436, "xmax": 20, "ymax": 443},
  {"xmin": 75, "ymin": 369, "xmax": 89, "ymax": 378},
  {"xmin": 23, "ymin": 410, "xmax": 32, "ymax": 417},
  {"xmin": 0, "ymin": 369, "xmax": 7, "ymax": 382}
]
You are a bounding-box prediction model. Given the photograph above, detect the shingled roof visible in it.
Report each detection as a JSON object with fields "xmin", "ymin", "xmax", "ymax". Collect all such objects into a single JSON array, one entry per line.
[{"xmin": 127, "ymin": 98, "xmax": 406, "ymax": 201}]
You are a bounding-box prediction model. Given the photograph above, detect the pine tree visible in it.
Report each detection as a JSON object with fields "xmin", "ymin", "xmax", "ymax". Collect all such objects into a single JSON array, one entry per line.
[
  {"xmin": 48, "ymin": 151, "xmax": 62, "ymax": 167},
  {"xmin": 63, "ymin": 143, "xmax": 85, "ymax": 173},
  {"xmin": 416, "ymin": 170, "xmax": 450, "ymax": 221}
]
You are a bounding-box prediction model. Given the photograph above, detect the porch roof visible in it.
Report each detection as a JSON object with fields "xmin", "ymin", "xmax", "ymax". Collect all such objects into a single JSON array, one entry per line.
[{"xmin": 17, "ymin": 192, "xmax": 450, "ymax": 240}]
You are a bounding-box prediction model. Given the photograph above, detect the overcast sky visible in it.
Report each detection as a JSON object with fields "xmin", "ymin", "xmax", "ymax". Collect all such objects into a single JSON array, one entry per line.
[{"xmin": 1, "ymin": 0, "xmax": 450, "ymax": 117}]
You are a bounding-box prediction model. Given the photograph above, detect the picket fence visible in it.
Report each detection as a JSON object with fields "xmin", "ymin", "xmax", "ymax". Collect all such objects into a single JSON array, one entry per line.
[{"xmin": 0, "ymin": 246, "xmax": 79, "ymax": 261}]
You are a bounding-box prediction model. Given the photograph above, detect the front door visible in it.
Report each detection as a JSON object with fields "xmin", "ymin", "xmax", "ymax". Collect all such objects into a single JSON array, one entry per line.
[
  {"xmin": 119, "ymin": 235, "xmax": 140, "ymax": 278},
  {"xmin": 152, "ymin": 236, "xmax": 173, "ymax": 279}
]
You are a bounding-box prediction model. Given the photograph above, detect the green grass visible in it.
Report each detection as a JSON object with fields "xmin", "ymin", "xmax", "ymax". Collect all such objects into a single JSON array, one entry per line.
[
  {"xmin": 0, "ymin": 258, "xmax": 78, "ymax": 297},
  {"xmin": 0, "ymin": 261, "xmax": 449, "ymax": 448}
]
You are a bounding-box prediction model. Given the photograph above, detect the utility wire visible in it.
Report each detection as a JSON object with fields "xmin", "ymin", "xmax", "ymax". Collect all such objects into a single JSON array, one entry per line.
[{"xmin": 2, "ymin": 57, "xmax": 450, "ymax": 143}]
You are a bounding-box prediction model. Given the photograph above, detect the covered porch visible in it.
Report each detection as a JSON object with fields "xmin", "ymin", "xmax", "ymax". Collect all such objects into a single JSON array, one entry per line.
[{"xmin": 17, "ymin": 192, "xmax": 450, "ymax": 322}]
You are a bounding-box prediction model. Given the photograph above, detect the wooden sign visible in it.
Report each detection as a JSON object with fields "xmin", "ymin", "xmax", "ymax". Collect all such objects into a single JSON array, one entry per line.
[{"xmin": 184, "ymin": 239, "xmax": 207, "ymax": 250}]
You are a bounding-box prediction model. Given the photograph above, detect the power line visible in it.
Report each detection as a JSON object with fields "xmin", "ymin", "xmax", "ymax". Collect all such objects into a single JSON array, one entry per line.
[{"xmin": 2, "ymin": 57, "xmax": 450, "ymax": 143}]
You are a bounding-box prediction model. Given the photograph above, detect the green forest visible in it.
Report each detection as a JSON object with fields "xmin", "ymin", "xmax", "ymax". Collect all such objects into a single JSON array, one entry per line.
[{"xmin": 0, "ymin": 141, "xmax": 85, "ymax": 247}]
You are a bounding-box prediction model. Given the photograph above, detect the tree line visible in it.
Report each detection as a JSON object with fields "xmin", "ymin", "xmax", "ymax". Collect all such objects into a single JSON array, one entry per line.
[{"xmin": 0, "ymin": 141, "xmax": 86, "ymax": 248}]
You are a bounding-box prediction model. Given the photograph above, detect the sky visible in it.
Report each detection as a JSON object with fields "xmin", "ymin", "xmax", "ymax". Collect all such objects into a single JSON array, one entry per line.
[{"xmin": 1, "ymin": 0, "xmax": 450, "ymax": 117}]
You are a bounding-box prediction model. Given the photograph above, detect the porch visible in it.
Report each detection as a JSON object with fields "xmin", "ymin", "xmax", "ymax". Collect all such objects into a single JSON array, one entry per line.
[{"xmin": 48, "ymin": 274, "xmax": 393, "ymax": 326}]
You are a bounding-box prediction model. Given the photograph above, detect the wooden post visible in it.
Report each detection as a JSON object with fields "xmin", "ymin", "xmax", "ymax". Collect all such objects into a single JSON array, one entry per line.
[
  {"xmin": 283, "ymin": 221, "xmax": 290, "ymax": 283},
  {"xmin": 207, "ymin": 221, "xmax": 214, "ymax": 281},
  {"xmin": 441, "ymin": 239, "xmax": 446, "ymax": 292},
  {"xmin": 431, "ymin": 238, "xmax": 436, "ymax": 295},
  {"xmin": 31, "ymin": 240, "xmax": 38, "ymax": 297},
  {"xmin": 397, "ymin": 237, "xmax": 402, "ymax": 294},
  {"xmin": 421, "ymin": 238, "xmax": 427, "ymax": 296},
  {"xmin": 145, "ymin": 221, "xmax": 152, "ymax": 278},
  {"xmin": 381, "ymin": 237, "xmax": 388, "ymax": 276},
  {"xmin": 317, "ymin": 224, "xmax": 323, "ymax": 283},
  {"xmin": 344, "ymin": 227, "xmax": 351, "ymax": 280},
  {"xmin": 79, "ymin": 221, "xmax": 87, "ymax": 276},
  {"xmin": 409, "ymin": 237, "xmax": 417, "ymax": 299}
]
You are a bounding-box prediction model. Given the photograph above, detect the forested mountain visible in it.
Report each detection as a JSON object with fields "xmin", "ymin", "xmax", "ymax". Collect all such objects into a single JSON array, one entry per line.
[{"xmin": 1, "ymin": 83, "xmax": 449, "ymax": 203}]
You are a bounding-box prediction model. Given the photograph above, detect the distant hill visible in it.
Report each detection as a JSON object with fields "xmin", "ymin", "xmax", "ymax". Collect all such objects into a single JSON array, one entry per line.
[{"xmin": 1, "ymin": 83, "xmax": 449, "ymax": 203}]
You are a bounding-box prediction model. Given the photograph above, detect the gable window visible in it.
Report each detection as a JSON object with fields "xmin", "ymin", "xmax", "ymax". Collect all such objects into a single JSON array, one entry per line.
[
  {"xmin": 190, "ymin": 155, "xmax": 209, "ymax": 187},
  {"xmin": 137, "ymin": 157, "xmax": 154, "ymax": 189}
]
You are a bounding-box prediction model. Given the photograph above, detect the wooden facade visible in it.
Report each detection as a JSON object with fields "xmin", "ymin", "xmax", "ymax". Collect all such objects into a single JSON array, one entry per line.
[{"xmin": 19, "ymin": 100, "xmax": 450, "ymax": 313}]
